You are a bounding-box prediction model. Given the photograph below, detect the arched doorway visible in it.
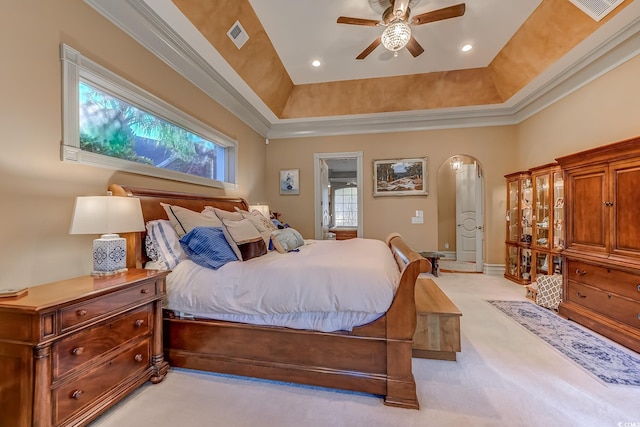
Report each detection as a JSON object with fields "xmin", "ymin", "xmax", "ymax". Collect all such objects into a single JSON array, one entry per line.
[{"xmin": 437, "ymin": 155, "xmax": 485, "ymax": 273}]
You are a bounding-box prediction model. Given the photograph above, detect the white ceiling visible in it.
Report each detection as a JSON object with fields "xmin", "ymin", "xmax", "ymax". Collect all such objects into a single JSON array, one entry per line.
[
  {"xmin": 85, "ymin": 0, "xmax": 640, "ymax": 138},
  {"xmin": 248, "ymin": 0, "xmax": 542, "ymax": 85}
]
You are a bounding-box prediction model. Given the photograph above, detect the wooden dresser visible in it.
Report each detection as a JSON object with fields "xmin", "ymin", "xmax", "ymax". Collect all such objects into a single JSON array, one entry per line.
[
  {"xmin": 556, "ymin": 137, "xmax": 640, "ymax": 353},
  {"xmin": 0, "ymin": 269, "xmax": 169, "ymax": 427}
]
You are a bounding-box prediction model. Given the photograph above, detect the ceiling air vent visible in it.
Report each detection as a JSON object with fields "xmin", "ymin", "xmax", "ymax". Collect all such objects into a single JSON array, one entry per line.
[
  {"xmin": 227, "ymin": 21, "xmax": 249, "ymax": 49},
  {"xmin": 568, "ymin": 0, "xmax": 625, "ymax": 21}
]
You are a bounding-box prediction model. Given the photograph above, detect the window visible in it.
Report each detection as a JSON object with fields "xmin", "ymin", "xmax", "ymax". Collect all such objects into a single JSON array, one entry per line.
[
  {"xmin": 333, "ymin": 187, "xmax": 358, "ymax": 227},
  {"xmin": 61, "ymin": 44, "xmax": 237, "ymax": 189}
]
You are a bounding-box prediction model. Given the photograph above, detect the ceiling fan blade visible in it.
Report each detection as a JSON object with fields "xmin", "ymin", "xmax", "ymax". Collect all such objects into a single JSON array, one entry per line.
[
  {"xmin": 406, "ymin": 36, "xmax": 424, "ymax": 57},
  {"xmin": 337, "ymin": 16, "xmax": 381, "ymax": 26},
  {"xmin": 411, "ymin": 3, "xmax": 466, "ymax": 26},
  {"xmin": 356, "ymin": 37, "xmax": 381, "ymax": 60}
]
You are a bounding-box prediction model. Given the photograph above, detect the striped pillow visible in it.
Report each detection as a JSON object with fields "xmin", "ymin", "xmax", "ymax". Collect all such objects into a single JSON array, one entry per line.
[
  {"xmin": 179, "ymin": 227, "xmax": 238, "ymax": 270},
  {"xmin": 146, "ymin": 220, "xmax": 187, "ymax": 269}
]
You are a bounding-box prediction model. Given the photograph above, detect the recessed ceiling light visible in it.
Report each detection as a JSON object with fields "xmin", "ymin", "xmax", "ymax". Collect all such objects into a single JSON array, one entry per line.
[
  {"xmin": 312, "ymin": 60, "xmax": 321, "ymax": 67},
  {"xmin": 461, "ymin": 44, "xmax": 473, "ymax": 52}
]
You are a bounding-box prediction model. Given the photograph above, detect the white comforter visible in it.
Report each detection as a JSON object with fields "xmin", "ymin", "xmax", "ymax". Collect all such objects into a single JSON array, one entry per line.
[{"xmin": 165, "ymin": 238, "xmax": 401, "ymax": 332}]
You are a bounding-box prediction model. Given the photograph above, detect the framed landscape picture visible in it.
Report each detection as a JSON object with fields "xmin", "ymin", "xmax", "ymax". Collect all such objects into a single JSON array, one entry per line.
[
  {"xmin": 280, "ymin": 168, "xmax": 300, "ymax": 195},
  {"xmin": 373, "ymin": 158, "xmax": 428, "ymax": 197}
]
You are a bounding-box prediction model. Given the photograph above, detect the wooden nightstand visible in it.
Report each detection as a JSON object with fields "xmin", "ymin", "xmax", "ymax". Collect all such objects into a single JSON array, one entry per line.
[{"xmin": 0, "ymin": 269, "xmax": 169, "ymax": 427}]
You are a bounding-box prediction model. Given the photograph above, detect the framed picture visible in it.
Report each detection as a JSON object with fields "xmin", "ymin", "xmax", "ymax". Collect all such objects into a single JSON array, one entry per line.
[
  {"xmin": 280, "ymin": 169, "xmax": 300, "ymax": 195},
  {"xmin": 373, "ymin": 157, "xmax": 428, "ymax": 197}
]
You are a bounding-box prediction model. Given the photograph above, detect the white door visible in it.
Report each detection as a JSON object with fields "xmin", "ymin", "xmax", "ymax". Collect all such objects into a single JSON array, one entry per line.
[
  {"xmin": 320, "ymin": 160, "xmax": 331, "ymax": 238},
  {"xmin": 456, "ymin": 163, "xmax": 483, "ymax": 267}
]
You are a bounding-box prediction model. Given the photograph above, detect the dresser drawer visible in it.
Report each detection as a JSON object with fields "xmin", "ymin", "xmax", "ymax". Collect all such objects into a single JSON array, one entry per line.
[
  {"xmin": 53, "ymin": 339, "xmax": 150, "ymax": 425},
  {"xmin": 60, "ymin": 281, "xmax": 157, "ymax": 332},
  {"xmin": 53, "ymin": 305, "xmax": 152, "ymax": 379},
  {"xmin": 567, "ymin": 281, "xmax": 640, "ymax": 329},
  {"xmin": 566, "ymin": 259, "xmax": 640, "ymax": 300}
]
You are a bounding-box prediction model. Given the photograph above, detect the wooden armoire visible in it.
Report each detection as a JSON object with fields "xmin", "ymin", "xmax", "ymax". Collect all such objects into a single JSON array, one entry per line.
[{"xmin": 556, "ymin": 136, "xmax": 640, "ymax": 353}]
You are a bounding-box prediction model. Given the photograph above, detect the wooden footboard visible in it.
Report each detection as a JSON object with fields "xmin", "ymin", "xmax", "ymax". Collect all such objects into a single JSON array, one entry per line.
[{"xmin": 108, "ymin": 184, "xmax": 430, "ymax": 409}]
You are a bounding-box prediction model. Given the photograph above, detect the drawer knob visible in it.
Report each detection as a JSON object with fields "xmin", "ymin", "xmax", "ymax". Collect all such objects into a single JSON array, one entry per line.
[
  {"xmin": 72, "ymin": 347, "xmax": 85, "ymax": 356},
  {"xmin": 134, "ymin": 319, "xmax": 145, "ymax": 327},
  {"xmin": 71, "ymin": 390, "xmax": 84, "ymax": 400},
  {"xmin": 575, "ymin": 269, "xmax": 587, "ymax": 276},
  {"xmin": 637, "ymin": 285, "xmax": 640, "ymax": 292},
  {"xmin": 141, "ymin": 288, "xmax": 149, "ymax": 294},
  {"xmin": 576, "ymin": 292, "xmax": 587, "ymax": 298},
  {"xmin": 134, "ymin": 353, "xmax": 143, "ymax": 362},
  {"xmin": 77, "ymin": 309, "xmax": 87, "ymax": 317}
]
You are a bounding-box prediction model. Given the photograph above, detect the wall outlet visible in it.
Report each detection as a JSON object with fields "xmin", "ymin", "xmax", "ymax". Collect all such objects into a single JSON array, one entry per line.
[
  {"xmin": 444, "ymin": 243, "xmax": 449, "ymax": 249},
  {"xmin": 411, "ymin": 216, "xmax": 424, "ymax": 224}
]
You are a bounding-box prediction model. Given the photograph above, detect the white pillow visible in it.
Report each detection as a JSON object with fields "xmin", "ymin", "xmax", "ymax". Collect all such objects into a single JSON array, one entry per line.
[
  {"xmin": 161, "ymin": 203, "xmax": 222, "ymax": 237},
  {"xmin": 146, "ymin": 219, "xmax": 187, "ymax": 269}
]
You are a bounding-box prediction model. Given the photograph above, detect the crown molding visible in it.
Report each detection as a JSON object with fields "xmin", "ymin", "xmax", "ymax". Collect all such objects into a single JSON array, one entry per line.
[{"xmin": 85, "ymin": 0, "xmax": 640, "ymax": 139}]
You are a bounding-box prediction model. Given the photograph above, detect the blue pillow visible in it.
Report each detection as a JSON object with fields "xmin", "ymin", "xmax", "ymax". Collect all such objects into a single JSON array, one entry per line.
[{"xmin": 180, "ymin": 227, "xmax": 238, "ymax": 270}]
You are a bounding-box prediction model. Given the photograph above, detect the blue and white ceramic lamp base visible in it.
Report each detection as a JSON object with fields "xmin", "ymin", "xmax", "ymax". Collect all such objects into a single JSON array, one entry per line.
[{"xmin": 92, "ymin": 234, "xmax": 128, "ymax": 276}]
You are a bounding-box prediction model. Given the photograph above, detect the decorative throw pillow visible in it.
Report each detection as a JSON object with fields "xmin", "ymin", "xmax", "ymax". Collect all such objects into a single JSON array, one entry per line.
[
  {"xmin": 219, "ymin": 217, "xmax": 267, "ymax": 261},
  {"xmin": 161, "ymin": 203, "xmax": 222, "ymax": 237},
  {"xmin": 145, "ymin": 234, "xmax": 159, "ymax": 261},
  {"xmin": 234, "ymin": 207, "xmax": 277, "ymax": 232},
  {"xmin": 202, "ymin": 206, "xmax": 243, "ymax": 222},
  {"xmin": 535, "ymin": 274, "xmax": 562, "ymax": 310},
  {"xmin": 179, "ymin": 227, "xmax": 238, "ymax": 270},
  {"xmin": 271, "ymin": 228, "xmax": 305, "ymax": 253},
  {"xmin": 145, "ymin": 219, "xmax": 187, "ymax": 269}
]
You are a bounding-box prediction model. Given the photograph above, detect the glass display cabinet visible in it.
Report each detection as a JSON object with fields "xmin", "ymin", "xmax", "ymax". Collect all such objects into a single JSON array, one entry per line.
[
  {"xmin": 530, "ymin": 163, "xmax": 564, "ymax": 281},
  {"xmin": 504, "ymin": 171, "xmax": 532, "ymax": 284}
]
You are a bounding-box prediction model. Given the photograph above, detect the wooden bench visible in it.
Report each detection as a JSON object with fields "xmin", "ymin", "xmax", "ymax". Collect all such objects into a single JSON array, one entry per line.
[{"xmin": 413, "ymin": 278, "xmax": 462, "ymax": 361}]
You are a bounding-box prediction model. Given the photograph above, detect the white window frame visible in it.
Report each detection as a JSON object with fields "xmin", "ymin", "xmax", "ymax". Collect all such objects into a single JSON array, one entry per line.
[{"xmin": 60, "ymin": 44, "xmax": 237, "ymax": 189}]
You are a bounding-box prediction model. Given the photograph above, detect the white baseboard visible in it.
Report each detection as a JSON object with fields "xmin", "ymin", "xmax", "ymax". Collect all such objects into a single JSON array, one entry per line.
[
  {"xmin": 439, "ymin": 251, "xmax": 456, "ymax": 260},
  {"xmin": 483, "ymin": 264, "xmax": 505, "ymax": 275}
]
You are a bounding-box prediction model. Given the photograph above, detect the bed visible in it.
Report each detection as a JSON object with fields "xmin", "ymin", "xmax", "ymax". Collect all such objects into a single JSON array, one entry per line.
[{"xmin": 108, "ymin": 184, "xmax": 431, "ymax": 409}]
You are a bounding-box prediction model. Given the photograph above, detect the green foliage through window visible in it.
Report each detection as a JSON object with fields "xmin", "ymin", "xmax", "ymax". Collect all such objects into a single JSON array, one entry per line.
[{"xmin": 79, "ymin": 82, "xmax": 225, "ymax": 181}]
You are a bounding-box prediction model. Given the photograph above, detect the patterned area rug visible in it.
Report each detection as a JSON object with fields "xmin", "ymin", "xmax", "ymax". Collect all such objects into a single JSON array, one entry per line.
[{"xmin": 488, "ymin": 300, "xmax": 640, "ymax": 386}]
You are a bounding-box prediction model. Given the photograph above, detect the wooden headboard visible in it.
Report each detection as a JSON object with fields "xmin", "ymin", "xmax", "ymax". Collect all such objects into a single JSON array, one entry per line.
[{"xmin": 108, "ymin": 184, "xmax": 249, "ymax": 269}]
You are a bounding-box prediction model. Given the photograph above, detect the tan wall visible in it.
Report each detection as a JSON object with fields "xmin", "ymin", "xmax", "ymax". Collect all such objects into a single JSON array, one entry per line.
[
  {"xmin": 517, "ymin": 54, "xmax": 640, "ymax": 168},
  {"xmin": 0, "ymin": 0, "xmax": 266, "ymax": 287},
  {"xmin": 265, "ymin": 127, "xmax": 518, "ymax": 264}
]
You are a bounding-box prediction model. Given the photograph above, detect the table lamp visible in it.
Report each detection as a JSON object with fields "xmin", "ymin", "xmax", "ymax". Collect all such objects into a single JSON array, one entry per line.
[
  {"xmin": 69, "ymin": 192, "xmax": 145, "ymax": 275},
  {"xmin": 249, "ymin": 204, "xmax": 270, "ymax": 218}
]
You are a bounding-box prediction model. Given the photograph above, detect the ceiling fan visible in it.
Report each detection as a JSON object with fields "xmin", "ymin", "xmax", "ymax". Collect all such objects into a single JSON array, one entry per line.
[{"xmin": 337, "ymin": 0, "xmax": 466, "ymax": 60}]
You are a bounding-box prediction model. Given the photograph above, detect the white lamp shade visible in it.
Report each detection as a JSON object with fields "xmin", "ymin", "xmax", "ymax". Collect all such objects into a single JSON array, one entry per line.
[
  {"xmin": 69, "ymin": 196, "xmax": 145, "ymax": 235},
  {"xmin": 249, "ymin": 204, "xmax": 270, "ymax": 218}
]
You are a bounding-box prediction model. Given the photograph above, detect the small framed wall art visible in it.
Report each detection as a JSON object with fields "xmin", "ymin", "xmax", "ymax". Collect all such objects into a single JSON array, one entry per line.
[
  {"xmin": 373, "ymin": 157, "xmax": 428, "ymax": 197},
  {"xmin": 280, "ymin": 169, "xmax": 300, "ymax": 195}
]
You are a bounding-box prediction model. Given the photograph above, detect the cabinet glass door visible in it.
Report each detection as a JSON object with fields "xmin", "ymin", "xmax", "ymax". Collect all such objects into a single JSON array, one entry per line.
[
  {"xmin": 534, "ymin": 174, "xmax": 550, "ymax": 249},
  {"xmin": 521, "ymin": 248, "xmax": 532, "ymax": 281},
  {"xmin": 520, "ymin": 178, "xmax": 532, "ymax": 244},
  {"xmin": 506, "ymin": 244, "xmax": 519, "ymax": 278},
  {"xmin": 507, "ymin": 180, "xmax": 519, "ymax": 242},
  {"xmin": 553, "ymin": 171, "xmax": 565, "ymax": 250}
]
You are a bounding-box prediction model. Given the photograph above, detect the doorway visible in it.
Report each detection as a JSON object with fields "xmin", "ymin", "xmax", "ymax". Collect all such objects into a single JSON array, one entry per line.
[
  {"xmin": 437, "ymin": 155, "xmax": 485, "ymax": 273},
  {"xmin": 314, "ymin": 152, "xmax": 363, "ymax": 240}
]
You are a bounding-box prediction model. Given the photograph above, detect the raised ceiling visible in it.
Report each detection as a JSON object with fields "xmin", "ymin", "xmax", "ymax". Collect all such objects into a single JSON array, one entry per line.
[{"xmin": 85, "ymin": 0, "xmax": 640, "ymax": 138}]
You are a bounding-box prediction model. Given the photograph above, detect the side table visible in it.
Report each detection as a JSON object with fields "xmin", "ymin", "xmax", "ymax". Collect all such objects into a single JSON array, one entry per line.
[{"xmin": 419, "ymin": 251, "xmax": 444, "ymax": 276}]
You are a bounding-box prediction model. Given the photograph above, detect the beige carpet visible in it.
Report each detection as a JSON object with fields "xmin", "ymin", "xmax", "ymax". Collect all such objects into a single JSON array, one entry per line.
[{"xmin": 90, "ymin": 273, "xmax": 640, "ymax": 427}]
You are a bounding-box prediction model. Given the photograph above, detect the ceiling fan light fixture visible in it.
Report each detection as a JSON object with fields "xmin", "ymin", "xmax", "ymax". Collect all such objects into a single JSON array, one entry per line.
[{"xmin": 381, "ymin": 20, "xmax": 411, "ymax": 52}]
